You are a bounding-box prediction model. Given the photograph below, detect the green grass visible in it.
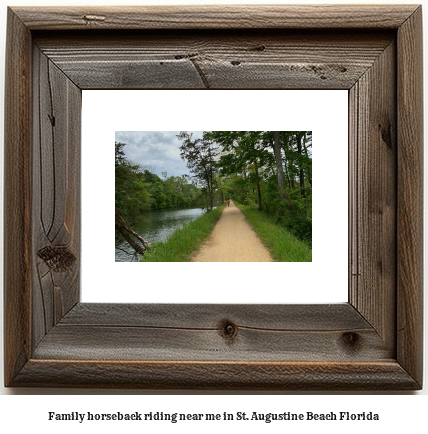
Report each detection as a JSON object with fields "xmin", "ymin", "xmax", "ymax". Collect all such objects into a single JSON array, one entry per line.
[
  {"xmin": 141, "ymin": 204, "xmax": 226, "ymax": 262},
  {"xmin": 236, "ymin": 204, "xmax": 312, "ymax": 262}
]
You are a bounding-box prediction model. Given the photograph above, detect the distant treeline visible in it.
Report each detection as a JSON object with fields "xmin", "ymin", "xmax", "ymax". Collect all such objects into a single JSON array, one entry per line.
[{"xmin": 115, "ymin": 142, "xmax": 209, "ymax": 224}]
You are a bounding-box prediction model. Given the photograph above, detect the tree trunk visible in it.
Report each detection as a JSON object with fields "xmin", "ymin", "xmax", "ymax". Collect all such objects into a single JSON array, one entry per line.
[
  {"xmin": 208, "ymin": 146, "xmax": 215, "ymax": 210},
  {"xmin": 273, "ymin": 131, "xmax": 287, "ymax": 201},
  {"xmin": 209, "ymin": 189, "xmax": 213, "ymax": 210},
  {"xmin": 283, "ymin": 139, "xmax": 296, "ymax": 189},
  {"xmin": 296, "ymin": 133, "xmax": 306, "ymax": 198},
  {"xmin": 207, "ymin": 169, "xmax": 213, "ymax": 210},
  {"xmin": 303, "ymin": 132, "xmax": 312, "ymax": 188},
  {"xmin": 254, "ymin": 160, "xmax": 262, "ymax": 211},
  {"xmin": 115, "ymin": 213, "xmax": 150, "ymax": 255},
  {"xmin": 282, "ymin": 144, "xmax": 292, "ymax": 190}
]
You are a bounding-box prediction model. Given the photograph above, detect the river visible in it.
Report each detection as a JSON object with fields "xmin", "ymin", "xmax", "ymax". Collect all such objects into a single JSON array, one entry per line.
[{"xmin": 115, "ymin": 207, "xmax": 207, "ymax": 262}]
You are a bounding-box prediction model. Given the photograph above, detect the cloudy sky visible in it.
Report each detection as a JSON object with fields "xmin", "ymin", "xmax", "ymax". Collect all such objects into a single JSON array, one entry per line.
[{"xmin": 115, "ymin": 131, "xmax": 203, "ymax": 178}]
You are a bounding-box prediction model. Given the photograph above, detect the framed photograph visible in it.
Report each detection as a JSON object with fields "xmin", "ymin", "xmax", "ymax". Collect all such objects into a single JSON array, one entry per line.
[
  {"xmin": 4, "ymin": 5, "xmax": 423, "ymax": 389},
  {"xmin": 81, "ymin": 90, "xmax": 347, "ymax": 305}
]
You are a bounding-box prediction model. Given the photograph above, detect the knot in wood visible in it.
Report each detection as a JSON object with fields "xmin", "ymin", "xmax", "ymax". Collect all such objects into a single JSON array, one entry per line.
[
  {"xmin": 37, "ymin": 245, "xmax": 76, "ymax": 272},
  {"xmin": 379, "ymin": 122, "xmax": 393, "ymax": 149},
  {"xmin": 219, "ymin": 320, "xmax": 238, "ymax": 340},
  {"xmin": 341, "ymin": 332, "xmax": 361, "ymax": 350}
]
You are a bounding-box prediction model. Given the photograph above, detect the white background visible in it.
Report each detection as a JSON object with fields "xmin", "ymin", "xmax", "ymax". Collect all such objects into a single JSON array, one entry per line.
[
  {"xmin": 82, "ymin": 90, "xmax": 348, "ymax": 303},
  {"xmin": 0, "ymin": 0, "xmax": 427, "ymax": 428}
]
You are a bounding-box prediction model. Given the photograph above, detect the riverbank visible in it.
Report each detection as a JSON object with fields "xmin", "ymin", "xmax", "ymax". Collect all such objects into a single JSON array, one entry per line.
[
  {"xmin": 141, "ymin": 204, "xmax": 226, "ymax": 262},
  {"xmin": 236, "ymin": 204, "xmax": 312, "ymax": 262},
  {"xmin": 116, "ymin": 207, "xmax": 206, "ymax": 261}
]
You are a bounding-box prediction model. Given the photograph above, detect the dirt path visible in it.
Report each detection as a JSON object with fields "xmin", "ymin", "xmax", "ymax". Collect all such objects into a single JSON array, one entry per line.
[{"xmin": 191, "ymin": 201, "xmax": 273, "ymax": 262}]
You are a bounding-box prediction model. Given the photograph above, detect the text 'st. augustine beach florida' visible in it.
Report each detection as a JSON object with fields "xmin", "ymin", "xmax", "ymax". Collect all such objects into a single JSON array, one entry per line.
[{"xmin": 47, "ymin": 410, "xmax": 379, "ymax": 423}]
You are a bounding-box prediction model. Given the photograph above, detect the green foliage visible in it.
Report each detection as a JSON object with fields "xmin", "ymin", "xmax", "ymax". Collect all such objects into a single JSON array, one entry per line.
[
  {"xmin": 262, "ymin": 176, "xmax": 312, "ymax": 246},
  {"xmin": 115, "ymin": 143, "xmax": 151, "ymax": 222},
  {"xmin": 177, "ymin": 131, "xmax": 219, "ymax": 210},
  {"xmin": 116, "ymin": 143, "xmax": 205, "ymax": 220},
  {"xmin": 237, "ymin": 204, "xmax": 312, "ymax": 262},
  {"xmin": 209, "ymin": 131, "xmax": 312, "ymax": 246},
  {"xmin": 115, "ymin": 142, "xmax": 208, "ymax": 251},
  {"xmin": 116, "ymin": 130, "xmax": 312, "ymax": 256}
]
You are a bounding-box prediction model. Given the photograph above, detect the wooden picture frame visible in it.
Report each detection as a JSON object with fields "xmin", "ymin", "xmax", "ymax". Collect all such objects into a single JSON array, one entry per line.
[{"xmin": 4, "ymin": 5, "xmax": 423, "ymax": 390}]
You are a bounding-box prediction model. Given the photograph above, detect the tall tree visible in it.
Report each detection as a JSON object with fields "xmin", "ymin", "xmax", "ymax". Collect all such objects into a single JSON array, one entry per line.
[
  {"xmin": 302, "ymin": 132, "xmax": 312, "ymax": 187},
  {"xmin": 177, "ymin": 132, "xmax": 218, "ymax": 210},
  {"xmin": 207, "ymin": 131, "xmax": 271, "ymax": 210},
  {"xmin": 296, "ymin": 132, "xmax": 306, "ymax": 198},
  {"xmin": 273, "ymin": 131, "xmax": 288, "ymax": 201},
  {"xmin": 115, "ymin": 142, "xmax": 150, "ymax": 255},
  {"xmin": 281, "ymin": 133, "xmax": 292, "ymax": 190},
  {"xmin": 115, "ymin": 142, "xmax": 151, "ymax": 220}
]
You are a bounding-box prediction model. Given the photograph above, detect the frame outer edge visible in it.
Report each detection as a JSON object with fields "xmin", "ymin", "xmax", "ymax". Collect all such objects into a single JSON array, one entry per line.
[
  {"xmin": 3, "ymin": 5, "xmax": 424, "ymax": 390},
  {"xmin": 12, "ymin": 360, "xmax": 420, "ymax": 390},
  {"xmin": 10, "ymin": 5, "xmax": 420, "ymax": 30},
  {"xmin": 4, "ymin": 8, "xmax": 32, "ymax": 386},
  {"xmin": 397, "ymin": 6, "xmax": 423, "ymax": 387}
]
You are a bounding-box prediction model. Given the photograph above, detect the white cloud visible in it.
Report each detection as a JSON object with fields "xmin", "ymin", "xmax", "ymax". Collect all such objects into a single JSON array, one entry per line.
[{"xmin": 115, "ymin": 131, "xmax": 203, "ymax": 177}]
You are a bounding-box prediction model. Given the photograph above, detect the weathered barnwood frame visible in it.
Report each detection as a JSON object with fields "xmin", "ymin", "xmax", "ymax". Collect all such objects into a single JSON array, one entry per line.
[{"xmin": 4, "ymin": 5, "xmax": 423, "ymax": 389}]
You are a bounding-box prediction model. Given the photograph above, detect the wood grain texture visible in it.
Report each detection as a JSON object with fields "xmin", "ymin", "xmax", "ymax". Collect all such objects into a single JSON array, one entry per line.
[
  {"xmin": 396, "ymin": 6, "xmax": 423, "ymax": 387},
  {"xmin": 38, "ymin": 31, "xmax": 392, "ymax": 90},
  {"xmin": 349, "ymin": 40, "xmax": 396, "ymax": 351},
  {"xmin": 3, "ymin": 5, "xmax": 423, "ymax": 390},
  {"xmin": 12, "ymin": 361, "xmax": 419, "ymax": 390},
  {"xmin": 33, "ymin": 304, "xmax": 391, "ymax": 362},
  {"xmin": 3, "ymin": 8, "xmax": 32, "ymax": 387},
  {"xmin": 31, "ymin": 47, "xmax": 81, "ymax": 348},
  {"xmin": 11, "ymin": 5, "xmax": 419, "ymax": 30},
  {"xmin": 34, "ymin": 31, "xmax": 394, "ymax": 90},
  {"xmin": 61, "ymin": 303, "xmax": 370, "ymax": 329}
]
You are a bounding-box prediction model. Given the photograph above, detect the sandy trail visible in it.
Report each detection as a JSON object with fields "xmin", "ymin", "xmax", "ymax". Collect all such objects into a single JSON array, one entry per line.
[{"xmin": 191, "ymin": 201, "xmax": 273, "ymax": 262}]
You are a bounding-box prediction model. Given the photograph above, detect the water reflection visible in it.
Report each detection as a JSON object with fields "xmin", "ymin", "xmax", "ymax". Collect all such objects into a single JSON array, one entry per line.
[{"xmin": 115, "ymin": 207, "xmax": 207, "ymax": 262}]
